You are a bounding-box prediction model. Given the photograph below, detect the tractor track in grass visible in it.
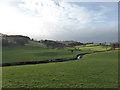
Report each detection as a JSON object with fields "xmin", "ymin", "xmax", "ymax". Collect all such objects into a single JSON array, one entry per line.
[{"xmin": 1, "ymin": 49, "xmax": 113, "ymax": 67}]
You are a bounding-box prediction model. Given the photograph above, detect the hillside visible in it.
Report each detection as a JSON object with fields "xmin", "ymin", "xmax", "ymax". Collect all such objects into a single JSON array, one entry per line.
[
  {"xmin": 2, "ymin": 40, "xmax": 88, "ymax": 63},
  {"xmin": 3, "ymin": 39, "xmax": 113, "ymax": 64},
  {"xmin": 2, "ymin": 34, "xmax": 30, "ymax": 46}
]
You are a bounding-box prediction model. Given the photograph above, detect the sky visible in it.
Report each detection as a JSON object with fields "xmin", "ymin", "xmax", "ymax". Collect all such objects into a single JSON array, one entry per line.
[{"xmin": 0, "ymin": 0, "xmax": 118, "ymax": 43}]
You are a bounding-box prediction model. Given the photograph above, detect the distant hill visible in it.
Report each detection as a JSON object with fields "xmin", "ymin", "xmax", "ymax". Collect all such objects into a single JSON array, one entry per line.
[
  {"xmin": 1, "ymin": 33, "xmax": 65, "ymax": 48},
  {"xmin": 2, "ymin": 34, "xmax": 84, "ymax": 47},
  {"xmin": 41, "ymin": 40, "xmax": 65, "ymax": 48},
  {"xmin": 58, "ymin": 40, "xmax": 78, "ymax": 45},
  {"xmin": 2, "ymin": 34, "xmax": 30, "ymax": 47},
  {"xmin": 58, "ymin": 40, "xmax": 84, "ymax": 47}
]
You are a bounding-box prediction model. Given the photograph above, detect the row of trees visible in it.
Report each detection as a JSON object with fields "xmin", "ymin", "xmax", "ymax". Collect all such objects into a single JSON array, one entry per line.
[
  {"xmin": 1, "ymin": 33, "xmax": 120, "ymax": 49},
  {"xmin": 41, "ymin": 40, "xmax": 65, "ymax": 49},
  {"xmin": 2, "ymin": 35, "xmax": 30, "ymax": 47},
  {"xmin": 98, "ymin": 42, "xmax": 120, "ymax": 50},
  {"xmin": 110, "ymin": 42, "xmax": 120, "ymax": 49},
  {"xmin": 67, "ymin": 42, "xmax": 84, "ymax": 47},
  {"xmin": 41, "ymin": 40, "xmax": 86, "ymax": 48}
]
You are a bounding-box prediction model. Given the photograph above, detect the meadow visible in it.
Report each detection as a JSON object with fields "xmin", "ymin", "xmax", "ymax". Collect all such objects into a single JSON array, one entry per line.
[
  {"xmin": 2, "ymin": 50, "xmax": 118, "ymax": 88},
  {"xmin": 2, "ymin": 41, "xmax": 109, "ymax": 63},
  {"xmin": 2, "ymin": 41, "xmax": 119, "ymax": 88}
]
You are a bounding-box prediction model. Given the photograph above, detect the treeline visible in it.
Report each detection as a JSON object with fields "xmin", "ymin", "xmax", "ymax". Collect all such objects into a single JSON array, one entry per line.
[
  {"xmin": 2, "ymin": 33, "xmax": 119, "ymax": 49},
  {"xmin": 58, "ymin": 40, "xmax": 79, "ymax": 45},
  {"xmin": 41, "ymin": 40, "xmax": 85, "ymax": 48},
  {"xmin": 58, "ymin": 40, "xmax": 84, "ymax": 47},
  {"xmin": 2, "ymin": 34, "xmax": 30, "ymax": 47},
  {"xmin": 98, "ymin": 42, "xmax": 120, "ymax": 50},
  {"xmin": 110, "ymin": 42, "xmax": 120, "ymax": 48},
  {"xmin": 41, "ymin": 40, "xmax": 65, "ymax": 49},
  {"xmin": 67, "ymin": 42, "xmax": 84, "ymax": 47}
]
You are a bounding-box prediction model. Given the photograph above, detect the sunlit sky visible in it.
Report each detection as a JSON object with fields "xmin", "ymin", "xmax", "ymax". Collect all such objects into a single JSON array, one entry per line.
[{"xmin": 0, "ymin": 0, "xmax": 118, "ymax": 43}]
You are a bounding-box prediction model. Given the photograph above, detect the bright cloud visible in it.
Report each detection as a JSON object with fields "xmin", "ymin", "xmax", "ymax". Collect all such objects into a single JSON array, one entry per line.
[
  {"xmin": 0, "ymin": 0, "xmax": 118, "ymax": 42},
  {"xmin": 19, "ymin": 0, "xmax": 106, "ymax": 24}
]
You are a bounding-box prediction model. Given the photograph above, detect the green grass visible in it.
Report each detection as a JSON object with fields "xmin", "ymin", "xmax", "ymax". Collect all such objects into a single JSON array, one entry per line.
[
  {"xmin": 2, "ymin": 50, "xmax": 118, "ymax": 88},
  {"xmin": 75, "ymin": 45, "xmax": 111, "ymax": 51},
  {"xmin": 85, "ymin": 44, "xmax": 98, "ymax": 47},
  {"xmin": 26, "ymin": 41, "xmax": 46, "ymax": 48},
  {"xmin": 3, "ymin": 42, "xmax": 90, "ymax": 63},
  {"xmin": 2, "ymin": 42, "xmax": 112, "ymax": 63}
]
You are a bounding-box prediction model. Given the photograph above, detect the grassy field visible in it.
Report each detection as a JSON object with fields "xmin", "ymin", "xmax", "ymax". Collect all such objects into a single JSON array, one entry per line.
[
  {"xmin": 2, "ymin": 50, "xmax": 118, "ymax": 88},
  {"xmin": 2, "ymin": 41, "xmax": 89, "ymax": 63},
  {"xmin": 75, "ymin": 45, "xmax": 111, "ymax": 51},
  {"xmin": 2, "ymin": 41, "xmax": 111, "ymax": 63},
  {"xmin": 2, "ymin": 46, "xmax": 87, "ymax": 63}
]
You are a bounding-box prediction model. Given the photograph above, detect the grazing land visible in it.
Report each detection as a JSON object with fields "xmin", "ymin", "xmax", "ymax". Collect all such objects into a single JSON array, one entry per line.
[
  {"xmin": 2, "ymin": 41, "xmax": 110, "ymax": 63},
  {"xmin": 2, "ymin": 50, "xmax": 118, "ymax": 88},
  {"xmin": 0, "ymin": 1, "xmax": 119, "ymax": 88},
  {"xmin": 2, "ymin": 35, "xmax": 119, "ymax": 88}
]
